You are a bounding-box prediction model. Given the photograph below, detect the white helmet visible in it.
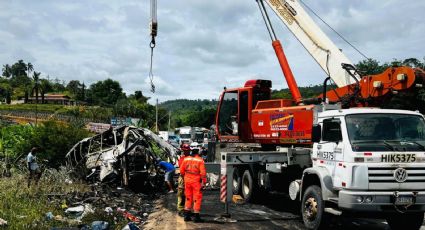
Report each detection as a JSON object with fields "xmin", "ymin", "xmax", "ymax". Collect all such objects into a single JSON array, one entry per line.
[{"xmin": 190, "ymin": 142, "xmax": 199, "ymax": 149}]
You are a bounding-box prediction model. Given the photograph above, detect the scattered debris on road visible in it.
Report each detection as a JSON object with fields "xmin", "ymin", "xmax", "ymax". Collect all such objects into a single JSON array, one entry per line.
[{"xmin": 46, "ymin": 182, "xmax": 159, "ymax": 228}]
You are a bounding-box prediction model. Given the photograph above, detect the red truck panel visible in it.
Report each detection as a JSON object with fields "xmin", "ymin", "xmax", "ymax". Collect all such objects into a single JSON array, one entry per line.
[{"xmin": 251, "ymin": 105, "xmax": 314, "ymax": 145}]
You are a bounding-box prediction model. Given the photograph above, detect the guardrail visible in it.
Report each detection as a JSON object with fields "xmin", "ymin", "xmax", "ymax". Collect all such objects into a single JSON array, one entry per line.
[{"xmin": 0, "ymin": 110, "xmax": 108, "ymax": 124}]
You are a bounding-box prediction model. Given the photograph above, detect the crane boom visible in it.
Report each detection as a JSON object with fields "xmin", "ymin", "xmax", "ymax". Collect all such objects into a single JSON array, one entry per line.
[{"xmin": 264, "ymin": 0, "xmax": 360, "ymax": 87}]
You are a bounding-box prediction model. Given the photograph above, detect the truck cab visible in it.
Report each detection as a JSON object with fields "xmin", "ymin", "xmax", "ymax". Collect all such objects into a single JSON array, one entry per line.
[
  {"xmin": 303, "ymin": 108, "xmax": 425, "ymax": 229},
  {"xmin": 179, "ymin": 126, "xmax": 194, "ymax": 144}
]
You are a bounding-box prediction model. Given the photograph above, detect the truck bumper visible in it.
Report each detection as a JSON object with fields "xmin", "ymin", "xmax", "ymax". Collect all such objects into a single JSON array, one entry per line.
[{"xmin": 338, "ymin": 190, "xmax": 425, "ymax": 212}]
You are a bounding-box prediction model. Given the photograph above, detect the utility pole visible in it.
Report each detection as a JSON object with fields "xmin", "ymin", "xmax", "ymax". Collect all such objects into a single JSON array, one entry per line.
[
  {"xmin": 168, "ymin": 111, "xmax": 171, "ymax": 131},
  {"xmin": 155, "ymin": 98, "xmax": 158, "ymax": 133},
  {"xmin": 35, "ymin": 101, "xmax": 38, "ymax": 126}
]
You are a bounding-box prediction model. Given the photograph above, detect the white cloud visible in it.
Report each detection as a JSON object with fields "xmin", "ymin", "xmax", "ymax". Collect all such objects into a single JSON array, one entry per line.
[{"xmin": 0, "ymin": 0, "xmax": 424, "ymax": 104}]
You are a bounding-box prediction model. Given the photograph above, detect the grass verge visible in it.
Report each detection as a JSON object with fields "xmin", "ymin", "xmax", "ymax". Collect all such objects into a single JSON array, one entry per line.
[{"xmin": 0, "ymin": 166, "xmax": 129, "ymax": 230}]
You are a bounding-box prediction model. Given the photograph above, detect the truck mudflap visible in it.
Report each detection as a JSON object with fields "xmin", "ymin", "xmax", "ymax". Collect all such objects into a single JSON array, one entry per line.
[{"xmin": 339, "ymin": 190, "xmax": 425, "ymax": 212}]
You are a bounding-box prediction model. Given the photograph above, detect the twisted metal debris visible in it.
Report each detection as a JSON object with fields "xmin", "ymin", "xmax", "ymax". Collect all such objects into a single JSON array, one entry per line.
[{"xmin": 65, "ymin": 126, "xmax": 179, "ymax": 190}]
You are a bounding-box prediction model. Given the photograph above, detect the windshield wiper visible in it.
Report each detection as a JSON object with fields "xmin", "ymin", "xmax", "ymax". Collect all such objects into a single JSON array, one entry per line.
[
  {"xmin": 404, "ymin": 141, "xmax": 425, "ymax": 151},
  {"xmin": 352, "ymin": 140, "xmax": 395, "ymax": 150}
]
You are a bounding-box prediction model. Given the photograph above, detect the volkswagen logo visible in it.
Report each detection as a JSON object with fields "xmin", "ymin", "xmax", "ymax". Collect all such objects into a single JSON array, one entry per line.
[{"xmin": 394, "ymin": 168, "xmax": 408, "ymax": 183}]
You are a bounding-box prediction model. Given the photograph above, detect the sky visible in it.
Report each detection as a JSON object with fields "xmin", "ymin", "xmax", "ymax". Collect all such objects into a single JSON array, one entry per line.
[{"xmin": 0, "ymin": 0, "xmax": 424, "ymax": 104}]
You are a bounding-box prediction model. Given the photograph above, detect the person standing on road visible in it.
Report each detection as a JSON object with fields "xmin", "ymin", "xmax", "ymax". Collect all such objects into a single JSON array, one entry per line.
[
  {"xmin": 157, "ymin": 159, "xmax": 176, "ymax": 193},
  {"xmin": 27, "ymin": 147, "xmax": 41, "ymax": 187},
  {"xmin": 180, "ymin": 147, "xmax": 206, "ymax": 222},
  {"xmin": 177, "ymin": 144, "xmax": 191, "ymax": 216}
]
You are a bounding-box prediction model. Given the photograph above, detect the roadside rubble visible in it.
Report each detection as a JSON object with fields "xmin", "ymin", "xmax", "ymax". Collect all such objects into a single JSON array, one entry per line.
[
  {"xmin": 43, "ymin": 126, "xmax": 180, "ymax": 229},
  {"xmin": 45, "ymin": 183, "xmax": 159, "ymax": 229},
  {"xmin": 65, "ymin": 126, "xmax": 179, "ymax": 191}
]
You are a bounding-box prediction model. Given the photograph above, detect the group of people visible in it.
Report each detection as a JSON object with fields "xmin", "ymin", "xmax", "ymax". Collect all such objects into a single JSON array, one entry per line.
[{"xmin": 156, "ymin": 143, "xmax": 206, "ymax": 223}]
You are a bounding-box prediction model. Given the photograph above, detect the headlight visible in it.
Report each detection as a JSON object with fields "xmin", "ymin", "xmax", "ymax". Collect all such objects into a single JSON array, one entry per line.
[
  {"xmin": 364, "ymin": 196, "xmax": 373, "ymax": 203},
  {"xmin": 356, "ymin": 196, "xmax": 364, "ymax": 203}
]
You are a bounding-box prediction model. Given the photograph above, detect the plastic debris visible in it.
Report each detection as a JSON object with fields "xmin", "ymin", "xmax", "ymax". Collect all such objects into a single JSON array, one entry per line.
[
  {"xmin": 117, "ymin": 208, "xmax": 141, "ymax": 223},
  {"xmin": 122, "ymin": 222, "xmax": 140, "ymax": 230},
  {"xmin": 206, "ymin": 173, "xmax": 219, "ymax": 189},
  {"xmin": 65, "ymin": 205, "xmax": 85, "ymax": 215},
  {"xmin": 46, "ymin": 212, "xmax": 54, "ymax": 220},
  {"xmin": 104, "ymin": 207, "xmax": 113, "ymax": 215},
  {"xmin": 0, "ymin": 218, "xmax": 7, "ymax": 226},
  {"xmin": 61, "ymin": 200, "xmax": 68, "ymax": 209},
  {"xmin": 91, "ymin": 221, "xmax": 109, "ymax": 230},
  {"xmin": 65, "ymin": 204, "xmax": 94, "ymax": 220},
  {"xmin": 232, "ymin": 195, "xmax": 245, "ymax": 204}
]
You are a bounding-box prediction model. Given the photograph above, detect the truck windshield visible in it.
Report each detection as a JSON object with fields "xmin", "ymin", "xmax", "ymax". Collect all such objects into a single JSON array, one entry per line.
[
  {"xmin": 195, "ymin": 133, "xmax": 203, "ymax": 139},
  {"xmin": 346, "ymin": 113, "xmax": 425, "ymax": 151},
  {"xmin": 180, "ymin": 134, "xmax": 191, "ymax": 139}
]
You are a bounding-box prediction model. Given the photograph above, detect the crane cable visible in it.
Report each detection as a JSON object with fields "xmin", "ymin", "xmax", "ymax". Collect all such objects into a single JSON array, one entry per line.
[
  {"xmin": 149, "ymin": 0, "xmax": 158, "ymax": 93},
  {"xmin": 149, "ymin": 40, "xmax": 155, "ymax": 93},
  {"xmin": 298, "ymin": 0, "xmax": 369, "ymax": 60}
]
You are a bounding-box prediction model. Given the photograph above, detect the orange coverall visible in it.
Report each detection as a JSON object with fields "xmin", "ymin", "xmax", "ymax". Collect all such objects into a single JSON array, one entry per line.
[{"xmin": 180, "ymin": 155, "xmax": 206, "ymax": 213}]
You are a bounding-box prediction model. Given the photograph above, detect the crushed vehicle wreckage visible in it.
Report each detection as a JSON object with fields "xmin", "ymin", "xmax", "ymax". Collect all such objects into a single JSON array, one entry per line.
[{"xmin": 66, "ymin": 126, "xmax": 180, "ymax": 191}]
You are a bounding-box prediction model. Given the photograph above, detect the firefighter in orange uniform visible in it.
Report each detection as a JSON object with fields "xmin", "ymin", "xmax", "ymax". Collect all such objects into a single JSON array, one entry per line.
[{"xmin": 180, "ymin": 147, "xmax": 206, "ymax": 222}]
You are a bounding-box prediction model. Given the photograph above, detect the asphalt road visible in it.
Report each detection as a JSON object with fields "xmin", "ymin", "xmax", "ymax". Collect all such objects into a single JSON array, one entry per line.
[{"xmin": 154, "ymin": 189, "xmax": 409, "ymax": 230}]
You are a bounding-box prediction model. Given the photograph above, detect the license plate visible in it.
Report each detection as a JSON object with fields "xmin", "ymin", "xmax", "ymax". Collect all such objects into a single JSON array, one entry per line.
[
  {"xmin": 381, "ymin": 154, "xmax": 416, "ymax": 162},
  {"xmin": 394, "ymin": 196, "xmax": 415, "ymax": 205}
]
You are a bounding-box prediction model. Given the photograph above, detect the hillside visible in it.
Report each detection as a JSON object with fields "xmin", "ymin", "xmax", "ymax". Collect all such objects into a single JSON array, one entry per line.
[{"xmin": 159, "ymin": 85, "xmax": 332, "ymax": 129}]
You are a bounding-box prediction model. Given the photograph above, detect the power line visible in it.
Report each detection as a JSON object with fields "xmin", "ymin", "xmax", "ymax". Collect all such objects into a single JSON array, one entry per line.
[{"xmin": 298, "ymin": 0, "xmax": 369, "ymax": 60}]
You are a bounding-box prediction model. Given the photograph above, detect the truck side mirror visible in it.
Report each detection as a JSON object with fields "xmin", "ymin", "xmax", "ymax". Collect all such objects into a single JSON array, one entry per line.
[{"xmin": 312, "ymin": 124, "xmax": 321, "ymax": 143}]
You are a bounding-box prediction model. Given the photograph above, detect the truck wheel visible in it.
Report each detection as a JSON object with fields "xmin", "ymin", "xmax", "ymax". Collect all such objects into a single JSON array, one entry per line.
[
  {"xmin": 386, "ymin": 212, "xmax": 424, "ymax": 230},
  {"xmin": 241, "ymin": 170, "xmax": 254, "ymax": 202},
  {"xmin": 301, "ymin": 185, "xmax": 326, "ymax": 230},
  {"xmin": 232, "ymin": 167, "xmax": 241, "ymax": 195}
]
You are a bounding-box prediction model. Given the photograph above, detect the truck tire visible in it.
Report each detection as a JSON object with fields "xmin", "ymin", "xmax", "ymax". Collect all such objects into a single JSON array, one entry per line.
[
  {"xmin": 301, "ymin": 185, "xmax": 327, "ymax": 230},
  {"xmin": 232, "ymin": 167, "xmax": 242, "ymax": 195},
  {"xmin": 241, "ymin": 170, "xmax": 254, "ymax": 202},
  {"xmin": 386, "ymin": 212, "xmax": 424, "ymax": 230}
]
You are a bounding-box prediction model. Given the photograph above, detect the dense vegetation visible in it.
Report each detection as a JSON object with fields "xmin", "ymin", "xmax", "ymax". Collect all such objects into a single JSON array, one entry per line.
[
  {"xmin": 0, "ymin": 168, "xmax": 95, "ymax": 229},
  {"xmin": 159, "ymin": 99, "xmax": 218, "ymax": 129},
  {"xmin": 1, "ymin": 60, "xmax": 169, "ymax": 129},
  {"xmin": 1, "ymin": 57, "xmax": 424, "ymax": 131},
  {"xmin": 0, "ymin": 121, "xmax": 91, "ymax": 168}
]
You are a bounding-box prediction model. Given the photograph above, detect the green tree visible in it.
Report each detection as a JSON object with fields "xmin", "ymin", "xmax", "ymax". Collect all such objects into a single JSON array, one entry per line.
[
  {"xmin": 32, "ymin": 71, "xmax": 41, "ymax": 104},
  {"xmin": 0, "ymin": 82, "xmax": 12, "ymax": 104},
  {"xmin": 66, "ymin": 80, "xmax": 82, "ymax": 99},
  {"xmin": 39, "ymin": 79, "xmax": 52, "ymax": 104},
  {"xmin": 50, "ymin": 77, "xmax": 66, "ymax": 92},
  {"xmin": 10, "ymin": 60, "xmax": 27, "ymax": 78},
  {"xmin": 27, "ymin": 62, "xmax": 33, "ymax": 78},
  {"xmin": 403, "ymin": 58, "xmax": 423, "ymax": 68},
  {"xmin": 132, "ymin": 90, "xmax": 150, "ymax": 103},
  {"xmin": 355, "ymin": 58, "xmax": 386, "ymax": 75},
  {"xmin": 79, "ymin": 82, "xmax": 86, "ymax": 101},
  {"xmin": 2, "ymin": 64, "xmax": 12, "ymax": 78},
  {"xmin": 88, "ymin": 79, "xmax": 125, "ymax": 106}
]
